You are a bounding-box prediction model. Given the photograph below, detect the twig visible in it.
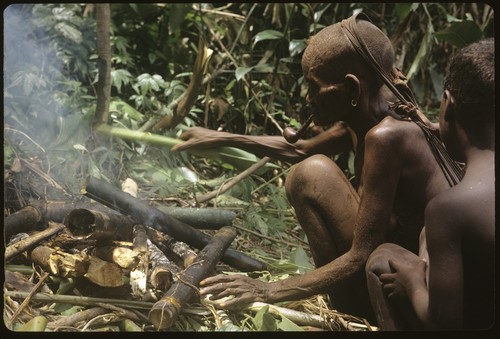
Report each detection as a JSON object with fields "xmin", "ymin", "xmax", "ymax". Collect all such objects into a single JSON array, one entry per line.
[
  {"xmin": 5, "ymin": 222, "xmax": 66, "ymax": 261},
  {"xmin": 197, "ymin": 156, "xmax": 271, "ymax": 203},
  {"xmin": 231, "ymin": 223, "xmax": 309, "ymax": 249},
  {"xmin": 47, "ymin": 307, "xmax": 108, "ymax": 329},
  {"xmin": 6, "ymin": 271, "xmax": 50, "ymax": 328}
]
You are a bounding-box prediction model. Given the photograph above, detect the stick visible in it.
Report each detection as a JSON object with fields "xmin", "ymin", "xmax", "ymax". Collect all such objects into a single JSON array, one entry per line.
[
  {"xmin": 5, "ymin": 222, "xmax": 66, "ymax": 262},
  {"xmin": 148, "ymin": 226, "xmax": 237, "ymax": 330},
  {"xmin": 197, "ymin": 156, "xmax": 271, "ymax": 203},
  {"xmin": 5, "ymin": 271, "xmax": 50, "ymax": 329},
  {"xmin": 82, "ymin": 176, "xmax": 266, "ymax": 272}
]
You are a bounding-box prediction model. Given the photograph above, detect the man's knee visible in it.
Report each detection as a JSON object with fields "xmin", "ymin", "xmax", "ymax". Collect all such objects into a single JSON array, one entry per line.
[{"xmin": 285, "ymin": 154, "xmax": 344, "ymax": 199}]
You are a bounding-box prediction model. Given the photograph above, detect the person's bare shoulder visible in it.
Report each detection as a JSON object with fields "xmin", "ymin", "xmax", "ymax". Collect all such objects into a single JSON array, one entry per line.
[
  {"xmin": 364, "ymin": 116, "xmax": 422, "ymax": 155},
  {"xmin": 426, "ymin": 179, "xmax": 494, "ymax": 235}
]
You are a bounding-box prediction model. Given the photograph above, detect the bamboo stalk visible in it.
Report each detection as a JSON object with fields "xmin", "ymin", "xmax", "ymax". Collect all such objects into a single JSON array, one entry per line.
[
  {"xmin": 156, "ymin": 206, "xmax": 237, "ymax": 230},
  {"xmin": 5, "ymin": 291, "xmax": 154, "ymax": 310},
  {"xmin": 148, "ymin": 226, "xmax": 237, "ymax": 330},
  {"xmin": 63, "ymin": 208, "xmax": 135, "ymax": 241},
  {"xmin": 147, "ymin": 239, "xmax": 179, "ymax": 290},
  {"xmin": 82, "ymin": 176, "xmax": 266, "ymax": 272},
  {"xmin": 96, "ymin": 124, "xmax": 277, "ymax": 172},
  {"xmin": 5, "ymin": 205, "xmax": 43, "ymax": 240}
]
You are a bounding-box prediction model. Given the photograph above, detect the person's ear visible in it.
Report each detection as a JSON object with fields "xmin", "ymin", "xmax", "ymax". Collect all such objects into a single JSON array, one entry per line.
[
  {"xmin": 344, "ymin": 74, "xmax": 360, "ymax": 106},
  {"xmin": 442, "ymin": 89, "xmax": 455, "ymax": 122}
]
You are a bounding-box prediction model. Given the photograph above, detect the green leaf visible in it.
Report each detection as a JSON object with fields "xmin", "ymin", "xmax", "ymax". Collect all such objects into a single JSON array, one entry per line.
[
  {"xmin": 434, "ymin": 20, "xmax": 483, "ymax": 48},
  {"xmin": 253, "ymin": 306, "xmax": 278, "ymax": 331},
  {"xmin": 289, "ymin": 39, "xmax": 307, "ymax": 57},
  {"xmin": 253, "ymin": 29, "xmax": 284, "ymax": 46},
  {"xmin": 277, "ymin": 314, "xmax": 304, "ymax": 331},
  {"xmin": 394, "ymin": 3, "xmax": 419, "ymax": 22},
  {"xmin": 406, "ymin": 21, "xmax": 433, "ymax": 81},
  {"xmin": 235, "ymin": 67, "xmax": 254, "ymax": 81},
  {"xmin": 290, "ymin": 245, "xmax": 313, "ymax": 274},
  {"xmin": 109, "ymin": 99, "xmax": 144, "ymax": 121}
]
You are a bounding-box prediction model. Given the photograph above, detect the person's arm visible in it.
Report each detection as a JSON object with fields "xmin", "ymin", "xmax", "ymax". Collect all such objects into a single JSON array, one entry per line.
[
  {"xmin": 170, "ymin": 122, "xmax": 353, "ymax": 163},
  {"xmin": 200, "ymin": 121, "xmax": 403, "ymax": 306}
]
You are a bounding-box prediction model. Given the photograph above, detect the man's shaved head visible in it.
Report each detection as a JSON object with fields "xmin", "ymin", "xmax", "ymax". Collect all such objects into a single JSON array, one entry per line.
[{"xmin": 302, "ymin": 16, "xmax": 394, "ymax": 86}]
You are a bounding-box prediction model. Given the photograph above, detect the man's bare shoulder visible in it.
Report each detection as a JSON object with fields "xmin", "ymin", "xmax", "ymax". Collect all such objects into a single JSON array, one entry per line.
[
  {"xmin": 369, "ymin": 115, "xmax": 420, "ymax": 136},
  {"xmin": 426, "ymin": 180, "xmax": 494, "ymax": 230},
  {"xmin": 365, "ymin": 116, "xmax": 421, "ymax": 148}
]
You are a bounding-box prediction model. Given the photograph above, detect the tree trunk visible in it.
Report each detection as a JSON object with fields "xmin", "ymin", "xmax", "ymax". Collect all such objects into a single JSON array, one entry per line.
[{"xmin": 93, "ymin": 3, "xmax": 112, "ymax": 127}]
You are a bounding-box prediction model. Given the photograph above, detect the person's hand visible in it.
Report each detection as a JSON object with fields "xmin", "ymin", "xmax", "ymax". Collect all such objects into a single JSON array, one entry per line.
[
  {"xmin": 379, "ymin": 258, "xmax": 427, "ymax": 301},
  {"xmin": 171, "ymin": 127, "xmax": 221, "ymax": 152},
  {"xmin": 199, "ymin": 274, "xmax": 270, "ymax": 309}
]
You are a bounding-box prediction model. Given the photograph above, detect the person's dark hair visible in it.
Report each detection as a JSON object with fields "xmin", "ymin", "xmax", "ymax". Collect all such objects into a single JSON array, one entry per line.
[{"xmin": 444, "ymin": 37, "xmax": 494, "ymax": 148}]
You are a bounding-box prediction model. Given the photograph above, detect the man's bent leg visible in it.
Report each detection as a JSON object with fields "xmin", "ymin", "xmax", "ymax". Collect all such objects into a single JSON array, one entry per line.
[
  {"xmin": 285, "ymin": 154, "xmax": 359, "ymax": 265},
  {"xmin": 285, "ymin": 155, "xmax": 372, "ymax": 320}
]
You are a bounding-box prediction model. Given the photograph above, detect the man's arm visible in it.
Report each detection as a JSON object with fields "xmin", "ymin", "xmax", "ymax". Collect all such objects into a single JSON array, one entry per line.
[
  {"xmin": 201, "ymin": 122, "xmax": 404, "ymax": 305},
  {"xmin": 266, "ymin": 124, "xmax": 404, "ymax": 300},
  {"xmin": 171, "ymin": 122, "xmax": 353, "ymax": 163}
]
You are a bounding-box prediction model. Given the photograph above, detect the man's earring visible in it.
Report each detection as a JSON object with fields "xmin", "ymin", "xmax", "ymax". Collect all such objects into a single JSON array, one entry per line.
[{"xmin": 351, "ymin": 99, "xmax": 357, "ymax": 107}]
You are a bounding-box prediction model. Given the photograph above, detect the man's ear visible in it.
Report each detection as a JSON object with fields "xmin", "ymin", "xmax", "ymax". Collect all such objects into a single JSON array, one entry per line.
[
  {"xmin": 442, "ymin": 89, "xmax": 455, "ymax": 122},
  {"xmin": 344, "ymin": 74, "xmax": 361, "ymax": 101}
]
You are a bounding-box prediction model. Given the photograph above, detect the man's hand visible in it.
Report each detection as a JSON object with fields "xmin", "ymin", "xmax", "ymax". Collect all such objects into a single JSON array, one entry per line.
[
  {"xmin": 171, "ymin": 127, "xmax": 221, "ymax": 152},
  {"xmin": 379, "ymin": 258, "xmax": 427, "ymax": 300},
  {"xmin": 199, "ymin": 274, "xmax": 270, "ymax": 309}
]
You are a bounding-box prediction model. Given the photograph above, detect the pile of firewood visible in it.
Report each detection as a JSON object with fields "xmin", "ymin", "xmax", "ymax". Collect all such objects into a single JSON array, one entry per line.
[
  {"xmin": 4, "ymin": 176, "xmax": 378, "ymax": 331},
  {"xmin": 4, "ymin": 176, "xmax": 267, "ymax": 331}
]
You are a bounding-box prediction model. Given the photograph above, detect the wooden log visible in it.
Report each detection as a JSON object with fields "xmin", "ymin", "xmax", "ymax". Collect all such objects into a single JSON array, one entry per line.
[
  {"xmin": 145, "ymin": 226, "xmax": 197, "ymax": 269},
  {"xmin": 63, "ymin": 208, "xmax": 135, "ymax": 241},
  {"xmin": 5, "ymin": 205, "xmax": 43, "ymax": 240},
  {"xmin": 148, "ymin": 226, "xmax": 237, "ymax": 330},
  {"xmin": 82, "ymin": 176, "xmax": 266, "ymax": 272},
  {"xmin": 130, "ymin": 225, "xmax": 149, "ymax": 297},
  {"xmin": 92, "ymin": 246, "xmax": 137, "ymax": 269},
  {"xmin": 84, "ymin": 256, "xmax": 125, "ymax": 288},
  {"xmin": 30, "ymin": 245, "xmax": 89, "ymax": 278},
  {"xmin": 147, "ymin": 239, "xmax": 179, "ymax": 291},
  {"xmin": 5, "ymin": 222, "xmax": 66, "ymax": 262}
]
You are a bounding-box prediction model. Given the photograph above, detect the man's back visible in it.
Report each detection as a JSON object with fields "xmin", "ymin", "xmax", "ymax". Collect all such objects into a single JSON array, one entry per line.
[
  {"xmin": 359, "ymin": 115, "xmax": 451, "ymax": 253},
  {"xmin": 424, "ymin": 158, "xmax": 495, "ymax": 329}
]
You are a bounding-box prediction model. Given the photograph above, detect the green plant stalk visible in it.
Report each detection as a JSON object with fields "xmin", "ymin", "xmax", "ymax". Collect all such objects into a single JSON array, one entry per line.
[
  {"xmin": 97, "ymin": 124, "xmax": 277, "ymax": 172},
  {"xmin": 15, "ymin": 315, "xmax": 48, "ymax": 332}
]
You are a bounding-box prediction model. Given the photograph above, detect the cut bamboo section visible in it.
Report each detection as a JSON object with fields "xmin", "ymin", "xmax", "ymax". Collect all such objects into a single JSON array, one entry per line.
[
  {"xmin": 63, "ymin": 208, "xmax": 135, "ymax": 241},
  {"xmin": 148, "ymin": 226, "xmax": 237, "ymax": 330},
  {"xmin": 82, "ymin": 176, "xmax": 266, "ymax": 272}
]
